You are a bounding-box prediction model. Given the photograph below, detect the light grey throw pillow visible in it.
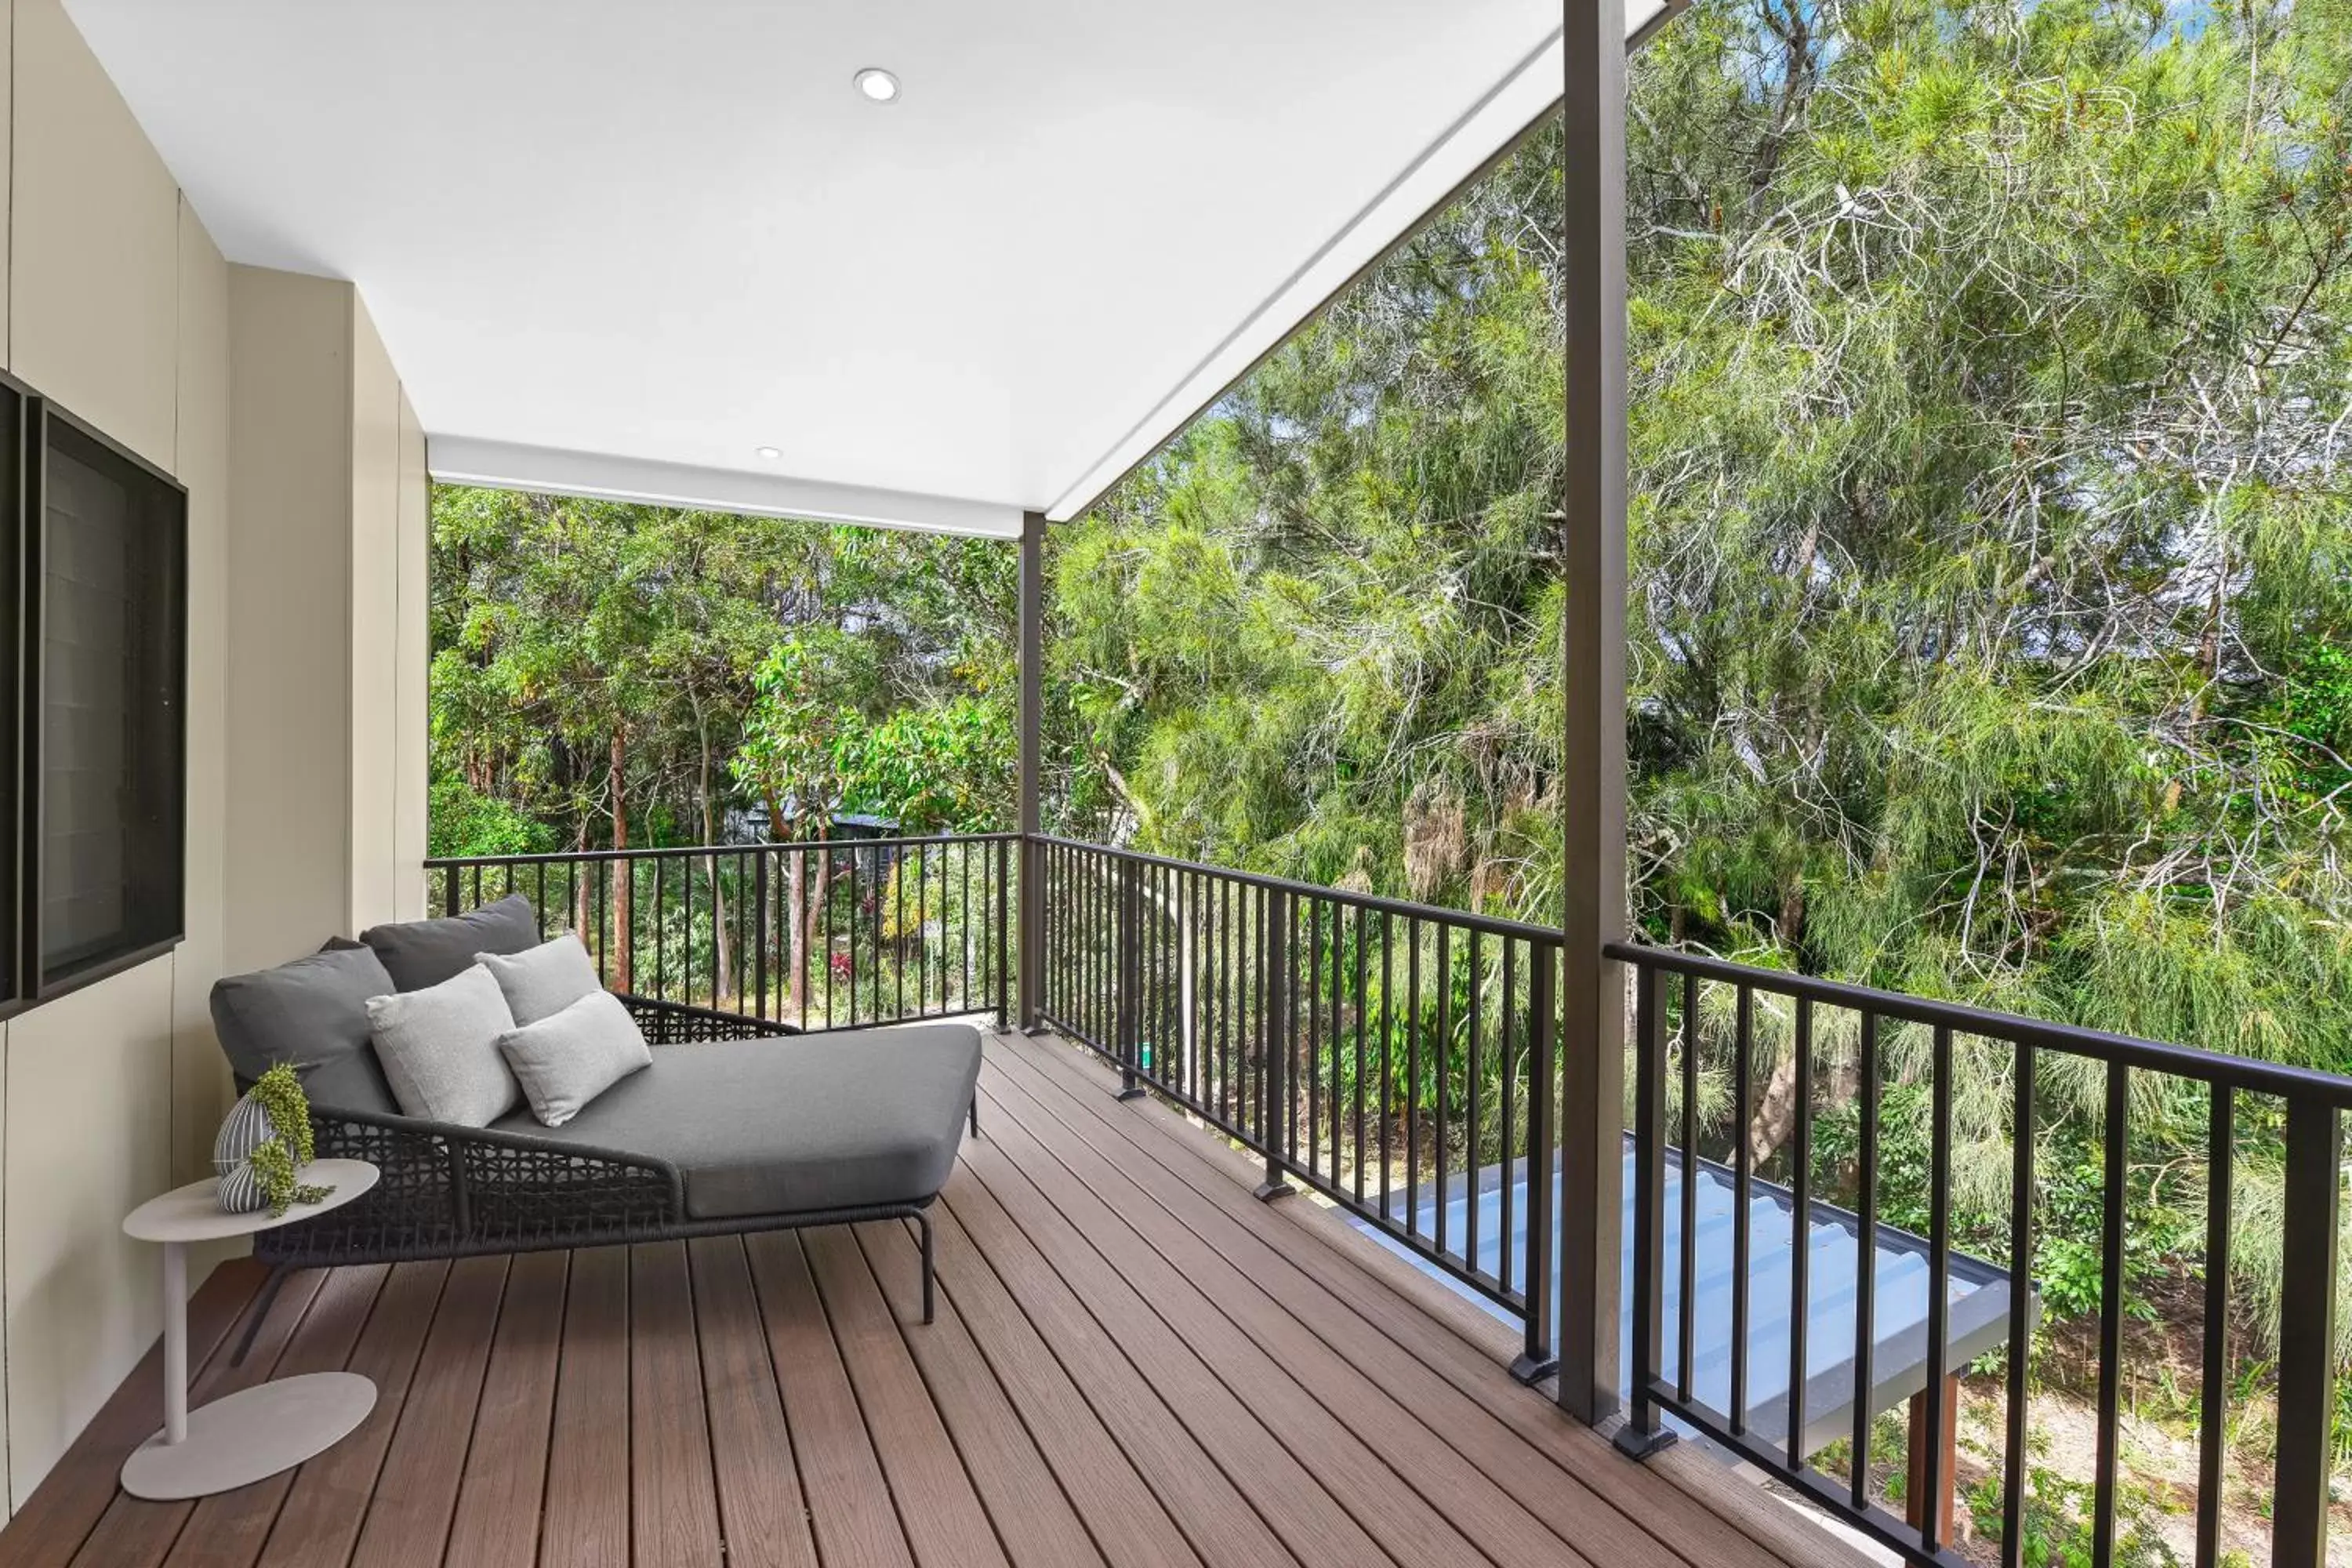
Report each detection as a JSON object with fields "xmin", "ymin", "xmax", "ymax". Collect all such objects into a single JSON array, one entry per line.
[
  {"xmin": 365, "ymin": 964, "xmax": 521, "ymax": 1127},
  {"xmin": 496, "ymin": 990, "xmax": 654, "ymax": 1127},
  {"xmin": 476, "ymin": 933, "xmax": 601, "ymax": 1026}
]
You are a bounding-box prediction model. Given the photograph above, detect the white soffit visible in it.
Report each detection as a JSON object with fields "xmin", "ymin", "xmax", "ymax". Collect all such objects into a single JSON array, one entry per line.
[{"xmin": 67, "ymin": 0, "xmax": 1673, "ymax": 534}]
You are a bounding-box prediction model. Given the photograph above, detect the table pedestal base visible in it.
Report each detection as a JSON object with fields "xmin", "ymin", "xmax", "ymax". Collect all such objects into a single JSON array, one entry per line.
[{"xmin": 119, "ymin": 1372, "xmax": 376, "ymax": 1500}]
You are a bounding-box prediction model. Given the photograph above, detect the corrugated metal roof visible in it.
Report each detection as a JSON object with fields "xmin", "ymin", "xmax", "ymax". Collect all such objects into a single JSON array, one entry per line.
[{"xmin": 1348, "ymin": 1138, "xmax": 2027, "ymax": 1456}]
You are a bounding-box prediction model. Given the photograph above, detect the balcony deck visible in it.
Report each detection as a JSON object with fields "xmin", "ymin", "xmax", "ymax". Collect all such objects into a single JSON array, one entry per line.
[{"xmin": 0, "ymin": 1028, "xmax": 1849, "ymax": 1568}]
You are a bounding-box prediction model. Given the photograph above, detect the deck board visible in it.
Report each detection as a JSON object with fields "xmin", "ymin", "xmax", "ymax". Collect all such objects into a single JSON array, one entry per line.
[
  {"xmin": 0, "ymin": 1029, "xmax": 1828, "ymax": 1568},
  {"xmin": 444, "ymin": 1250, "xmax": 568, "ymax": 1568},
  {"xmin": 347, "ymin": 1256, "xmax": 509, "ymax": 1568},
  {"xmin": 161, "ymin": 1266, "xmax": 389, "ymax": 1568},
  {"xmin": 0, "ymin": 1261, "xmax": 267, "ymax": 1568},
  {"xmin": 67, "ymin": 1269, "xmax": 330, "ymax": 1568},
  {"xmin": 851, "ymin": 1221, "xmax": 1104, "ymax": 1568},
  {"xmin": 629, "ymin": 1243, "xmax": 724, "ymax": 1568},
  {"xmin": 537, "ymin": 1244, "xmax": 630, "ymax": 1568},
  {"xmin": 687, "ymin": 1236, "xmax": 818, "ymax": 1568},
  {"xmin": 804, "ymin": 1226, "xmax": 1009, "ymax": 1568}
]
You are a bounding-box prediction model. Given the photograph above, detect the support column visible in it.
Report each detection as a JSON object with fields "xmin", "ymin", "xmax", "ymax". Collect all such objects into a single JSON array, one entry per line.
[
  {"xmin": 1557, "ymin": 0, "xmax": 1631, "ymax": 1427},
  {"xmin": 1017, "ymin": 509, "xmax": 1047, "ymax": 1030}
]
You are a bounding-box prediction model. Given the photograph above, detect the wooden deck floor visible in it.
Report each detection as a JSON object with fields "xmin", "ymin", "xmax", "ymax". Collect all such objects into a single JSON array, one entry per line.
[{"xmin": 0, "ymin": 1029, "xmax": 1843, "ymax": 1568}]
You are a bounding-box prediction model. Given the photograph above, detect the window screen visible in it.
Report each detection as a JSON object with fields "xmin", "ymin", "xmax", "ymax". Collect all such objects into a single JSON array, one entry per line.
[{"xmin": 38, "ymin": 417, "xmax": 185, "ymax": 986}]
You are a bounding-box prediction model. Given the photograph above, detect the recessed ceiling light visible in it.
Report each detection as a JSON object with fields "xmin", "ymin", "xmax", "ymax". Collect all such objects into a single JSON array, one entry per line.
[
  {"xmin": 853, "ymin": 67, "xmax": 900, "ymax": 103},
  {"xmin": 754, "ymin": 446, "xmax": 782, "ymax": 460}
]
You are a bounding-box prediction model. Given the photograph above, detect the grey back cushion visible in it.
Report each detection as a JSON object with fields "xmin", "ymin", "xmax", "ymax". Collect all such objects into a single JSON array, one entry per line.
[
  {"xmin": 477, "ymin": 933, "xmax": 601, "ymax": 1026},
  {"xmin": 361, "ymin": 893, "xmax": 542, "ymax": 993},
  {"xmin": 209, "ymin": 945, "xmax": 401, "ymax": 1115}
]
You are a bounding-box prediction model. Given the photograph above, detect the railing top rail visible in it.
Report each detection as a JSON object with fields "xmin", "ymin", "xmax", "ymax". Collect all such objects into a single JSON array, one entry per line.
[
  {"xmin": 1035, "ymin": 833, "xmax": 1564, "ymax": 945},
  {"xmin": 1608, "ymin": 938, "xmax": 2352, "ymax": 1108},
  {"xmin": 427, "ymin": 832, "xmax": 1020, "ymax": 869}
]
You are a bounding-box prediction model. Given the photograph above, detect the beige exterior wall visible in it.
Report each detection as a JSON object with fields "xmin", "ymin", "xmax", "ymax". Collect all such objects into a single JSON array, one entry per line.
[
  {"xmin": 223, "ymin": 272, "xmax": 426, "ymax": 969},
  {"xmin": 396, "ymin": 397, "xmax": 431, "ymax": 920},
  {"xmin": 223, "ymin": 268, "xmax": 354, "ymax": 973},
  {"xmin": 0, "ymin": 0, "xmax": 426, "ymax": 1511},
  {"xmin": 348, "ymin": 301, "xmax": 403, "ymax": 935}
]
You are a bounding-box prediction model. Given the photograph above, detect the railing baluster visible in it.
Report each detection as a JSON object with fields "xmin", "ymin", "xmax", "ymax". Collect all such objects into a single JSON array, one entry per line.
[
  {"xmin": 1308, "ymin": 902, "xmax": 1324, "ymax": 1183},
  {"xmin": 2002, "ymin": 1042, "xmax": 2035, "ymax": 1568},
  {"xmin": 753, "ymin": 852, "xmax": 769, "ymax": 1020},
  {"xmin": 1381, "ymin": 913, "xmax": 1395, "ymax": 1222},
  {"xmin": 1852, "ymin": 1008, "xmax": 1878, "ymax": 1511},
  {"xmin": 2274, "ymin": 1097, "xmax": 2340, "ymax": 1568},
  {"xmin": 1679, "ymin": 970, "xmax": 1697, "ymax": 1406},
  {"xmin": 1730, "ymin": 983, "xmax": 1752, "ymax": 1436},
  {"xmin": 1512, "ymin": 939, "xmax": 1556, "ymax": 1383},
  {"xmin": 1466, "ymin": 929, "xmax": 1483, "ymax": 1283},
  {"xmin": 2092, "ymin": 1060, "xmax": 2128, "ymax": 1563},
  {"xmin": 1353, "ymin": 905, "xmax": 1369, "ymax": 1207},
  {"xmin": 1406, "ymin": 915, "xmax": 1421, "ymax": 1242},
  {"xmin": 1786, "ymin": 994, "xmax": 1812, "ymax": 1471},
  {"xmin": 1617, "ymin": 956, "xmax": 1672, "ymax": 1454},
  {"xmin": 1117, "ymin": 857, "xmax": 1143, "ymax": 1100},
  {"xmin": 653, "ymin": 855, "xmax": 666, "ymax": 1002},
  {"xmin": 1436, "ymin": 924, "xmax": 1452, "ymax": 1265},
  {"xmin": 1918, "ymin": 1024, "xmax": 1955, "ymax": 1552},
  {"xmin": 1332, "ymin": 901, "xmax": 1346, "ymax": 1192},
  {"xmin": 1500, "ymin": 935, "xmax": 1519, "ymax": 1309}
]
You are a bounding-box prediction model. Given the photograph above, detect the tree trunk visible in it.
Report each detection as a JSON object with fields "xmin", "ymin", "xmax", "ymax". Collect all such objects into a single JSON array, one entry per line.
[
  {"xmin": 699, "ymin": 726, "xmax": 733, "ymax": 1007},
  {"xmin": 610, "ymin": 730, "xmax": 633, "ymax": 993},
  {"xmin": 572, "ymin": 822, "xmax": 593, "ymax": 954},
  {"xmin": 768, "ymin": 792, "xmax": 803, "ymax": 1016}
]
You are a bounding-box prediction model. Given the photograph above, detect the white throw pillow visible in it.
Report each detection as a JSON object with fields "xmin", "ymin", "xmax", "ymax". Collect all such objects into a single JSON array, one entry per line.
[
  {"xmin": 365, "ymin": 964, "xmax": 521, "ymax": 1127},
  {"xmin": 475, "ymin": 932, "xmax": 601, "ymax": 1026},
  {"xmin": 497, "ymin": 990, "xmax": 653, "ymax": 1127}
]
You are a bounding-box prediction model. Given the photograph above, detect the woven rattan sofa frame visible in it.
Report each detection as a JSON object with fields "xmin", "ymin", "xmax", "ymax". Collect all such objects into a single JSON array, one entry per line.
[{"xmin": 227, "ymin": 993, "xmax": 964, "ymax": 1363}]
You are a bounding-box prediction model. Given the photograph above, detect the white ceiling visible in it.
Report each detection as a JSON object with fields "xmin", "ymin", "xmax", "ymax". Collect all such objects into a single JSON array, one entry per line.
[{"xmin": 67, "ymin": 0, "xmax": 1666, "ymax": 535}]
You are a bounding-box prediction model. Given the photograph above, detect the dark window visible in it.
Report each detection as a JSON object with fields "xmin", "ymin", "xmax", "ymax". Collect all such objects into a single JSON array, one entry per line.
[{"xmin": 30, "ymin": 409, "xmax": 186, "ymax": 991}]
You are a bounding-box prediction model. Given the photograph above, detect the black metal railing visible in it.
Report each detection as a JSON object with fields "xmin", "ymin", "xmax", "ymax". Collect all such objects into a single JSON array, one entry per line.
[
  {"xmin": 1036, "ymin": 836, "xmax": 1562, "ymax": 1380},
  {"xmin": 1610, "ymin": 939, "xmax": 2345, "ymax": 1568},
  {"xmin": 426, "ymin": 834, "xmax": 1017, "ymax": 1033}
]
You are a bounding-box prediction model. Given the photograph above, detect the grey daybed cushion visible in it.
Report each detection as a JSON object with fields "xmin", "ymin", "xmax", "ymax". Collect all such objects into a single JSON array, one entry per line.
[
  {"xmin": 210, "ymin": 944, "xmax": 402, "ymax": 1115},
  {"xmin": 498, "ymin": 989, "xmax": 652, "ymax": 1127},
  {"xmin": 361, "ymin": 893, "xmax": 541, "ymax": 993},
  {"xmin": 477, "ymin": 933, "xmax": 601, "ymax": 1026},
  {"xmin": 493, "ymin": 1022, "xmax": 982, "ymax": 1218},
  {"xmin": 367, "ymin": 964, "xmax": 521, "ymax": 1127}
]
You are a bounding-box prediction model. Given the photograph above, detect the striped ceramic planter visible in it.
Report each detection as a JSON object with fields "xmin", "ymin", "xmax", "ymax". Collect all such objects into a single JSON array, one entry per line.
[
  {"xmin": 216, "ymin": 1160, "xmax": 268, "ymax": 1214},
  {"xmin": 212, "ymin": 1090, "xmax": 278, "ymax": 1213}
]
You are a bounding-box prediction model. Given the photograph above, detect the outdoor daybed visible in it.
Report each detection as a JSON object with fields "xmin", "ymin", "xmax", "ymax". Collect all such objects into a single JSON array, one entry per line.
[{"xmin": 209, "ymin": 895, "xmax": 982, "ymax": 1356}]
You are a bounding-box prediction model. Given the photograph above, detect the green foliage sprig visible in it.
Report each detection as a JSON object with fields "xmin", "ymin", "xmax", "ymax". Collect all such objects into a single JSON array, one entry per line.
[{"xmin": 246, "ymin": 1064, "xmax": 332, "ymax": 1218}]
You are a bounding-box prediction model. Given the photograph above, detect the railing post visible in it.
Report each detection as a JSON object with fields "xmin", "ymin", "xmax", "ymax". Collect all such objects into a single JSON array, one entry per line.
[
  {"xmin": 1612, "ymin": 957, "xmax": 1675, "ymax": 1444},
  {"xmin": 1116, "ymin": 857, "xmax": 1146, "ymax": 1101},
  {"xmin": 1016, "ymin": 510, "xmax": 1047, "ymax": 1032},
  {"xmin": 442, "ymin": 862, "xmax": 459, "ymax": 918},
  {"xmin": 2274, "ymin": 1098, "xmax": 2341, "ymax": 1567},
  {"xmin": 1255, "ymin": 886, "xmax": 1295, "ymax": 1201},
  {"xmin": 1556, "ymin": 0, "xmax": 1630, "ymax": 1427},
  {"xmin": 752, "ymin": 851, "xmax": 770, "ymax": 1021},
  {"xmin": 995, "ymin": 837, "xmax": 1011, "ymax": 1029},
  {"xmin": 1512, "ymin": 943, "xmax": 1561, "ymax": 1384}
]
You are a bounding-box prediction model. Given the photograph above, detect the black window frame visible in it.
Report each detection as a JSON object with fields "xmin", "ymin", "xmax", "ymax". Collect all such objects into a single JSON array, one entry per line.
[{"xmin": 0, "ymin": 368, "xmax": 190, "ymax": 1015}]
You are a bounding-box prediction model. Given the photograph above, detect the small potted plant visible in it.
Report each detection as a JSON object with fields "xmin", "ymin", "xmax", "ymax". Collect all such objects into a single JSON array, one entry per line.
[{"xmin": 213, "ymin": 1063, "xmax": 336, "ymax": 1217}]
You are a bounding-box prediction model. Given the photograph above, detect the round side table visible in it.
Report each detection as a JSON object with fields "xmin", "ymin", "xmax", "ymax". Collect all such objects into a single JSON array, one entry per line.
[{"xmin": 118, "ymin": 1159, "xmax": 380, "ymax": 1501}]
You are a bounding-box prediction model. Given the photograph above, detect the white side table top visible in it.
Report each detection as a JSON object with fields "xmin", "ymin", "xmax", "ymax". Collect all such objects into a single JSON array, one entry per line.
[{"xmin": 123, "ymin": 1160, "xmax": 379, "ymax": 1243}]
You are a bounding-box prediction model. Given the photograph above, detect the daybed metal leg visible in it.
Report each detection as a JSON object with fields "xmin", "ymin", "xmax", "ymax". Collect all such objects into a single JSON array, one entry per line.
[
  {"xmin": 969, "ymin": 1094, "xmax": 979, "ymax": 1139},
  {"xmin": 230, "ymin": 1262, "xmax": 292, "ymax": 1369},
  {"xmin": 918, "ymin": 1210, "xmax": 936, "ymax": 1324}
]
